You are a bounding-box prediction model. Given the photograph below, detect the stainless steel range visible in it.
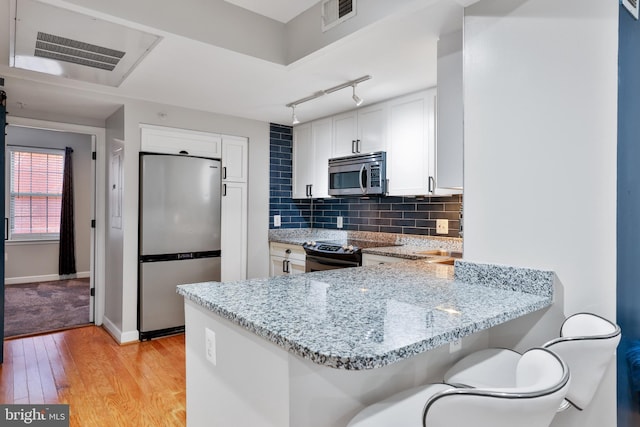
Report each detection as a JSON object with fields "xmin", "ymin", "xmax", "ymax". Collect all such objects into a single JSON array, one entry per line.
[{"xmin": 302, "ymin": 240, "xmax": 399, "ymax": 272}]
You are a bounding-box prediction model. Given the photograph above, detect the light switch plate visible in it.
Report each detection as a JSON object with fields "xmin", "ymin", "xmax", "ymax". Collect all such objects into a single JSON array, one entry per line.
[
  {"xmin": 274, "ymin": 215, "xmax": 281, "ymax": 227},
  {"xmin": 436, "ymin": 219, "xmax": 449, "ymax": 234},
  {"xmin": 337, "ymin": 216, "xmax": 343, "ymax": 229}
]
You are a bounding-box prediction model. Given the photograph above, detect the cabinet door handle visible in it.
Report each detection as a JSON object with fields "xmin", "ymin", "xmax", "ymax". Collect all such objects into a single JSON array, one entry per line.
[
  {"xmin": 356, "ymin": 139, "xmax": 361, "ymax": 153},
  {"xmin": 308, "ymin": 184, "xmax": 313, "ymax": 198},
  {"xmin": 285, "ymin": 249, "xmax": 291, "ymax": 254},
  {"xmin": 223, "ymin": 166, "xmax": 227, "ymax": 180},
  {"xmin": 223, "ymin": 183, "xmax": 227, "ymax": 197},
  {"xmin": 352, "ymin": 140, "xmax": 356, "ymax": 153},
  {"xmin": 428, "ymin": 176, "xmax": 435, "ymax": 193},
  {"xmin": 282, "ymin": 259, "xmax": 287, "ymax": 273}
]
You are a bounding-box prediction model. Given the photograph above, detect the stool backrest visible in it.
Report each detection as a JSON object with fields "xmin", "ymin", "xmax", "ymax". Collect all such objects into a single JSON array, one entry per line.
[
  {"xmin": 544, "ymin": 312, "xmax": 620, "ymax": 410},
  {"xmin": 423, "ymin": 348, "xmax": 570, "ymax": 427}
]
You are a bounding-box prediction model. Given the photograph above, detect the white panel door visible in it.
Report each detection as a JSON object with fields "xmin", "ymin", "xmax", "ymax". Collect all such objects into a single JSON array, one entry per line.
[
  {"xmin": 221, "ymin": 182, "xmax": 247, "ymax": 282},
  {"xmin": 222, "ymin": 136, "xmax": 248, "ymax": 183},
  {"xmin": 311, "ymin": 118, "xmax": 332, "ymax": 198},
  {"xmin": 357, "ymin": 103, "xmax": 387, "ymax": 154},
  {"xmin": 292, "ymin": 123, "xmax": 313, "ymax": 198},
  {"xmin": 332, "ymin": 111, "xmax": 358, "ymax": 158}
]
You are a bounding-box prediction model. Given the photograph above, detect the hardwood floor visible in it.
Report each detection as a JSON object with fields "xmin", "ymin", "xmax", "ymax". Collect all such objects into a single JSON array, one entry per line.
[{"xmin": 0, "ymin": 326, "xmax": 186, "ymax": 426}]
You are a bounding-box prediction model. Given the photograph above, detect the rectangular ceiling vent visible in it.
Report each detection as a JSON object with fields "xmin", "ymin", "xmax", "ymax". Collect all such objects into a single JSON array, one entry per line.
[
  {"xmin": 322, "ymin": 0, "xmax": 356, "ymax": 32},
  {"xmin": 623, "ymin": 0, "xmax": 639, "ymax": 19},
  {"xmin": 34, "ymin": 32, "xmax": 125, "ymax": 72}
]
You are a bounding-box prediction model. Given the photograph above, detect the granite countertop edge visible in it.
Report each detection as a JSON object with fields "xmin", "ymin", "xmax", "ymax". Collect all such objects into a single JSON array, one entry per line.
[{"xmin": 177, "ymin": 265, "xmax": 553, "ymax": 371}]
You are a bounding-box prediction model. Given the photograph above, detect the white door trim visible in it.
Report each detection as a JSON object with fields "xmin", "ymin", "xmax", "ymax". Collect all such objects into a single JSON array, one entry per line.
[{"xmin": 7, "ymin": 116, "xmax": 106, "ymax": 326}]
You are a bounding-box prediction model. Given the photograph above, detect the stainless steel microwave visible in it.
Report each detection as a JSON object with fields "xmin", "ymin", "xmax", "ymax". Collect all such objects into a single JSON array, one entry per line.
[{"xmin": 328, "ymin": 151, "xmax": 387, "ymax": 196}]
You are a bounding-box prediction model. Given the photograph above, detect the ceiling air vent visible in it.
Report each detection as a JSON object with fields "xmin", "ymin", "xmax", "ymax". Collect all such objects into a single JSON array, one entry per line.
[
  {"xmin": 322, "ymin": 0, "xmax": 356, "ymax": 32},
  {"xmin": 623, "ymin": 0, "xmax": 639, "ymax": 19},
  {"xmin": 34, "ymin": 32, "xmax": 125, "ymax": 71}
]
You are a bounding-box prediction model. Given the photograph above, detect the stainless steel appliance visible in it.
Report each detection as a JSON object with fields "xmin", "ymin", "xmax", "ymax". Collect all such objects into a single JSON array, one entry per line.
[
  {"xmin": 328, "ymin": 151, "xmax": 387, "ymax": 196},
  {"xmin": 138, "ymin": 153, "xmax": 221, "ymax": 340},
  {"xmin": 302, "ymin": 239, "xmax": 398, "ymax": 272}
]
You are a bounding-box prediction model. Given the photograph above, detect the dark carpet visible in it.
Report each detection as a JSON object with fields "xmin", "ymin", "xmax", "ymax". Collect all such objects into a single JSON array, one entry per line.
[{"xmin": 4, "ymin": 278, "xmax": 91, "ymax": 338}]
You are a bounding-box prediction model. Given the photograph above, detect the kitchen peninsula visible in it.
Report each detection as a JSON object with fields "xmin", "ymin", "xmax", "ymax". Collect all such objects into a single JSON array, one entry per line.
[{"xmin": 178, "ymin": 257, "xmax": 554, "ymax": 427}]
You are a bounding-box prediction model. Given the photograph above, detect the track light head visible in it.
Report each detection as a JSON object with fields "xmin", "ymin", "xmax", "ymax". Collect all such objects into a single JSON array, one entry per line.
[
  {"xmin": 291, "ymin": 105, "xmax": 300, "ymax": 125},
  {"xmin": 352, "ymin": 85, "xmax": 363, "ymax": 106}
]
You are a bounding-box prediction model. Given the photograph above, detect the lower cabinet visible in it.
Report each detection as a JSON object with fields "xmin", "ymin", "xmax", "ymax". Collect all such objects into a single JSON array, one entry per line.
[
  {"xmin": 361, "ymin": 253, "xmax": 404, "ymax": 266},
  {"xmin": 269, "ymin": 243, "xmax": 306, "ymax": 277}
]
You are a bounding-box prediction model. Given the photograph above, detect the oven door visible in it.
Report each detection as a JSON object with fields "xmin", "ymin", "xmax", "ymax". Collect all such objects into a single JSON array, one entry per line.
[{"xmin": 305, "ymin": 255, "xmax": 360, "ymax": 272}]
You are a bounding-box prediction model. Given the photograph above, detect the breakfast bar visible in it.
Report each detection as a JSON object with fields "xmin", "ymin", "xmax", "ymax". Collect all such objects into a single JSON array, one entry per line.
[{"xmin": 178, "ymin": 260, "xmax": 554, "ymax": 427}]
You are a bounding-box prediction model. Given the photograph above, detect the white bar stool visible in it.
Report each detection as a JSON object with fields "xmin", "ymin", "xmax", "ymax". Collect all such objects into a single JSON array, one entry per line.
[
  {"xmin": 347, "ymin": 347, "xmax": 570, "ymax": 427},
  {"xmin": 444, "ymin": 312, "xmax": 620, "ymax": 411}
]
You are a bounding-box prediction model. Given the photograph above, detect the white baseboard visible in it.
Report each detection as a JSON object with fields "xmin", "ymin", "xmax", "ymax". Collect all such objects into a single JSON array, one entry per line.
[
  {"xmin": 102, "ymin": 316, "xmax": 139, "ymax": 344},
  {"xmin": 5, "ymin": 271, "xmax": 90, "ymax": 285}
]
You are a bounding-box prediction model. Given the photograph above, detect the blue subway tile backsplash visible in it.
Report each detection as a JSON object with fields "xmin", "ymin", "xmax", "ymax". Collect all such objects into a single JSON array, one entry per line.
[{"xmin": 269, "ymin": 123, "xmax": 463, "ymax": 237}]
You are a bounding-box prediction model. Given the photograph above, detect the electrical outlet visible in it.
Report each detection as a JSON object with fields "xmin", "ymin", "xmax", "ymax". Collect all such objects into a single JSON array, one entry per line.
[
  {"xmin": 205, "ymin": 328, "xmax": 217, "ymax": 366},
  {"xmin": 274, "ymin": 215, "xmax": 281, "ymax": 227},
  {"xmin": 436, "ymin": 219, "xmax": 449, "ymax": 234},
  {"xmin": 449, "ymin": 340, "xmax": 462, "ymax": 353},
  {"xmin": 337, "ymin": 216, "xmax": 343, "ymax": 229}
]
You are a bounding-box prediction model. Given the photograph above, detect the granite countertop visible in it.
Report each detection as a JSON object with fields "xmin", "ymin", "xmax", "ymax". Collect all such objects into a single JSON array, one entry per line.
[
  {"xmin": 178, "ymin": 260, "xmax": 554, "ymax": 370},
  {"xmin": 268, "ymin": 228, "xmax": 464, "ymax": 261}
]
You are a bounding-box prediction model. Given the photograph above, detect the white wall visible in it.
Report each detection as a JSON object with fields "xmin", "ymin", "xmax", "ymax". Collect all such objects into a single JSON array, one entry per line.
[
  {"xmin": 103, "ymin": 99, "xmax": 269, "ymax": 342},
  {"xmin": 5, "ymin": 126, "xmax": 92, "ymax": 283},
  {"xmin": 463, "ymin": 1, "xmax": 618, "ymax": 426},
  {"xmin": 104, "ymin": 107, "xmax": 125, "ymax": 336},
  {"xmin": 59, "ymin": 0, "xmax": 286, "ymax": 64}
]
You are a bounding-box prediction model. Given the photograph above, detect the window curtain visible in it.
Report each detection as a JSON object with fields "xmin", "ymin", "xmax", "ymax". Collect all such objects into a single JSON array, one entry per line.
[{"xmin": 59, "ymin": 147, "xmax": 76, "ymax": 275}]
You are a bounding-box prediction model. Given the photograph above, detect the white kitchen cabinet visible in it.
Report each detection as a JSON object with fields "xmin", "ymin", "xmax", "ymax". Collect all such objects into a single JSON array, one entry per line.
[
  {"xmin": 221, "ymin": 136, "xmax": 248, "ymax": 282},
  {"xmin": 387, "ymin": 89, "xmax": 435, "ymax": 196},
  {"xmin": 361, "ymin": 253, "xmax": 404, "ymax": 266},
  {"xmin": 332, "ymin": 103, "xmax": 387, "ymax": 158},
  {"xmin": 222, "ymin": 135, "xmax": 248, "ymax": 183},
  {"xmin": 435, "ymin": 30, "xmax": 464, "ymax": 194},
  {"xmin": 140, "ymin": 124, "xmax": 221, "ymax": 158},
  {"xmin": 269, "ymin": 242, "xmax": 306, "ymax": 277},
  {"xmin": 221, "ymin": 181, "xmax": 247, "ymax": 282},
  {"xmin": 292, "ymin": 118, "xmax": 332, "ymax": 199}
]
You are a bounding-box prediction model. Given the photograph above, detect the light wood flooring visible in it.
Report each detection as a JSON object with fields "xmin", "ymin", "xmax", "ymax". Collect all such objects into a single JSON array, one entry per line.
[{"xmin": 0, "ymin": 326, "xmax": 186, "ymax": 426}]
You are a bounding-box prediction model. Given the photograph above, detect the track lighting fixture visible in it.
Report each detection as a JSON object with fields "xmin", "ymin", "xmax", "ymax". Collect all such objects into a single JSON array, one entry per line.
[
  {"xmin": 352, "ymin": 84, "xmax": 363, "ymax": 106},
  {"xmin": 286, "ymin": 75, "xmax": 372, "ymax": 124},
  {"xmin": 291, "ymin": 105, "xmax": 300, "ymax": 125}
]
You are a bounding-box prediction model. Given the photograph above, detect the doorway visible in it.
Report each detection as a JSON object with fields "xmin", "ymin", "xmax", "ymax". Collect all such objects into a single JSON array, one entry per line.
[{"xmin": 2, "ymin": 117, "xmax": 106, "ymax": 340}]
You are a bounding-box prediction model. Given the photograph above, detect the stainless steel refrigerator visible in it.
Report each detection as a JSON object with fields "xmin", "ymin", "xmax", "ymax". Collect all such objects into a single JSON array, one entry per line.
[{"xmin": 138, "ymin": 153, "xmax": 221, "ymax": 340}]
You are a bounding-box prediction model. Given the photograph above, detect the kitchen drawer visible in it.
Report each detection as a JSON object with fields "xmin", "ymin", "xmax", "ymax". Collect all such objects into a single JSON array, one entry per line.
[{"xmin": 269, "ymin": 242, "xmax": 305, "ymax": 261}]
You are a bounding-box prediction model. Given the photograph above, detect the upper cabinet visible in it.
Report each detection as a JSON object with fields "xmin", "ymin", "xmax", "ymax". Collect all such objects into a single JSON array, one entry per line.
[
  {"xmin": 435, "ymin": 30, "xmax": 464, "ymax": 193},
  {"xmin": 293, "ymin": 118, "xmax": 332, "ymax": 199},
  {"xmin": 140, "ymin": 124, "xmax": 221, "ymax": 158},
  {"xmin": 222, "ymin": 135, "xmax": 248, "ymax": 183},
  {"xmin": 387, "ymin": 89, "xmax": 435, "ymax": 196},
  {"xmin": 332, "ymin": 103, "xmax": 387, "ymax": 158},
  {"xmin": 292, "ymin": 71, "xmax": 463, "ymax": 198}
]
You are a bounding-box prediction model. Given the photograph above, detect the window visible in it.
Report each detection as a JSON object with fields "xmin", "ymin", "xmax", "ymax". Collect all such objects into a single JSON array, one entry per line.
[{"xmin": 7, "ymin": 146, "xmax": 64, "ymax": 240}]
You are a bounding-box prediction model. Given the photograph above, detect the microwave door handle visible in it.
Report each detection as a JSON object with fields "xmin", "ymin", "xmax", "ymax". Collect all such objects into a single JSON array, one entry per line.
[{"xmin": 359, "ymin": 164, "xmax": 367, "ymax": 194}]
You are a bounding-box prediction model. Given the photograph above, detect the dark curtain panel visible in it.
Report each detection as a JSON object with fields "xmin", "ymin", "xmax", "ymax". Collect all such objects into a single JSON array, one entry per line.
[{"xmin": 59, "ymin": 146, "xmax": 76, "ymax": 275}]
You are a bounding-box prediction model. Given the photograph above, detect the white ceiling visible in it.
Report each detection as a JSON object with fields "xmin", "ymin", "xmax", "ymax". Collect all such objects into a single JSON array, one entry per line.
[
  {"xmin": 0, "ymin": 0, "xmax": 465, "ymax": 127},
  {"xmin": 223, "ymin": 0, "xmax": 319, "ymax": 23}
]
